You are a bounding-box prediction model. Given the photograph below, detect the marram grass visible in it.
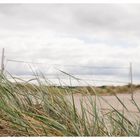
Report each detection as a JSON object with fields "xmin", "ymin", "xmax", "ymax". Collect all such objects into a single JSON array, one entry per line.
[{"xmin": 0, "ymin": 73, "xmax": 140, "ymax": 136}]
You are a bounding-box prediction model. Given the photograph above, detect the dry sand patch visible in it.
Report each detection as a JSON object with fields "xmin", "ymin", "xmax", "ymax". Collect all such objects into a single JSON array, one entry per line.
[{"xmin": 66, "ymin": 91, "xmax": 140, "ymax": 121}]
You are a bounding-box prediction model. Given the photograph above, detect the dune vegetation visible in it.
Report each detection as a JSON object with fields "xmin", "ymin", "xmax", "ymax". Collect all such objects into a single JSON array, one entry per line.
[{"xmin": 0, "ymin": 73, "xmax": 140, "ymax": 136}]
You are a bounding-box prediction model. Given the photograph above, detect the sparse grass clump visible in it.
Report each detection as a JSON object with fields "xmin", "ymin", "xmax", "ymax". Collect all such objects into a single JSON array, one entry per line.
[
  {"xmin": 0, "ymin": 73, "xmax": 140, "ymax": 136},
  {"xmin": 71, "ymin": 84, "xmax": 139, "ymax": 96}
]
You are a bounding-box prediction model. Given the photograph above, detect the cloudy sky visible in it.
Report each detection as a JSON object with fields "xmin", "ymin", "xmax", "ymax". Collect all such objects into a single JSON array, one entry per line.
[{"xmin": 0, "ymin": 3, "xmax": 140, "ymax": 85}]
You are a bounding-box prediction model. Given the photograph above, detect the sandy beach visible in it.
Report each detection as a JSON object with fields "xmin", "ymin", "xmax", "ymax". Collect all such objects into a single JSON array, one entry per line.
[{"xmin": 66, "ymin": 91, "xmax": 140, "ymax": 121}]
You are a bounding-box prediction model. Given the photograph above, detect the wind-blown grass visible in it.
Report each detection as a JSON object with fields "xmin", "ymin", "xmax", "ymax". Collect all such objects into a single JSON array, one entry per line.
[{"xmin": 0, "ymin": 73, "xmax": 140, "ymax": 136}]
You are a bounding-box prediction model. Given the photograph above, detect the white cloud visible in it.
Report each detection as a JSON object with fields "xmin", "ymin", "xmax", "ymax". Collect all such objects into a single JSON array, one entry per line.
[{"xmin": 0, "ymin": 4, "xmax": 140, "ymax": 85}]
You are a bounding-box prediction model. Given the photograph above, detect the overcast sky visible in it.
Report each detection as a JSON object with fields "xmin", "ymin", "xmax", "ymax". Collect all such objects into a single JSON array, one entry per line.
[{"xmin": 0, "ymin": 4, "xmax": 140, "ymax": 85}]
